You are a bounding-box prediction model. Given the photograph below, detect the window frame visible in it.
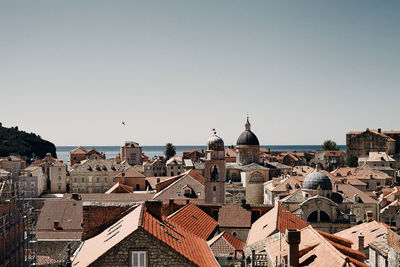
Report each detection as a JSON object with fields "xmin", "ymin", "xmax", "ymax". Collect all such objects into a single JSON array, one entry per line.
[{"xmin": 129, "ymin": 250, "xmax": 147, "ymax": 267}]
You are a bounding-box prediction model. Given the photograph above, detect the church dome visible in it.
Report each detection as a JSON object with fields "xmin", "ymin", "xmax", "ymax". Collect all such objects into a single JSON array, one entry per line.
[
  {"xmin": 236, "ymin": 117, "xmax": 259, "ymax": 146},
  {"xmin": 207, "ymin": 131, "xmax": 224, "ymax": 151},
  {"xmin": 303, "ymin": 170, "xmax": 332, "ymax": 191}
]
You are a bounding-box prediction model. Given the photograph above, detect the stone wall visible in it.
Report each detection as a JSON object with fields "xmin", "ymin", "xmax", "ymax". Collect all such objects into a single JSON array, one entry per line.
[
  {"xmin": 37, "ymin": 241, "xmax": 81, "ymax": 261},
  {"xmin": 91, "ymin": 228, "xmax": 195, "ymax": 267}
]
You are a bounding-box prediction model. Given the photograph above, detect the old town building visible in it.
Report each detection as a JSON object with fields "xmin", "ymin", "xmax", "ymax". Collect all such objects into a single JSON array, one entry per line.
[
  {"xmin": 119, "ymin": 141, "xmax": 142, "ymax": 166},
  {"xmin": 69, "ymin": 159, "xmax": 129, "ymax": 193},
  {"xmin": 346, "ymin": 128, "xmax": 400, "ymax": 158}
]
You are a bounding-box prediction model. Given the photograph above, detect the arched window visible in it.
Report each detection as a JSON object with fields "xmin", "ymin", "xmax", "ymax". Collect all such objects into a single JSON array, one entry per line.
[{"xmin": 211, "ymin": 166, "xmax": 219, "ymax": 181}]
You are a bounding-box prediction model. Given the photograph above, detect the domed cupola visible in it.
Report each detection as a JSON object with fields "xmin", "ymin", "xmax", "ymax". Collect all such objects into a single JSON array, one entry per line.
[
  {"xmin": 236, "ymin": 117, "xmax": 260, "ymax": 146},
  {"xmin": 207, "ymin": 129, "xmax": 224, "ymax": 151},
  {"xmin": 303, "ymin": 169, "xmax": 333, "ymax": 191}
]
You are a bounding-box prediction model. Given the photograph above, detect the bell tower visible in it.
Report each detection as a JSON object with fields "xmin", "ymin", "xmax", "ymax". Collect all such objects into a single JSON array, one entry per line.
[{"xmin": 204, "ymin": 129, "xmax": 226, "ymax": 204}]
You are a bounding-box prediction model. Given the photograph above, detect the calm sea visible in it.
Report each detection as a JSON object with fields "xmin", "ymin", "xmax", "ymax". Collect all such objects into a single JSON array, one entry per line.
[{"xmin": 56, "ymin": 145, "xmax": 345, "ymax": 164}]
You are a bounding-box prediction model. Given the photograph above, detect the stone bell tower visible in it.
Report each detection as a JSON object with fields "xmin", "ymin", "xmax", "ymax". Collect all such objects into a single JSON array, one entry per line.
[{"xmin": 204, "ymin": 129, "xmax": 226, "ymax": 204}]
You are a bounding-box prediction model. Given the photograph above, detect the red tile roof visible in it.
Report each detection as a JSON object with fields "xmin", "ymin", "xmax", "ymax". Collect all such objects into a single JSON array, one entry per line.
[
  {"xmin": 247, "ymin": 204, "xmax": 308, "ymax": 245},
  {"xmin": 276, "ymin": 205, "xmax": 308, "ymax": 234},
  {"xmin": 167, "ymin": 203, "xmax": 218, "ymax": 240},
  {"xmin": 115, "ymin": 166, "xmax": 145, "ymax": 178},
  {"xmin": 141, "ymin": 206, "xmax": 219, "ymax": 267},
  {"xmin": 70, "ymin": 146, "xmax": 88, "ymax": 154},
  {"xmin": 223, "ymin": 232, "xmax": 245, "ymax": 250},
  {"xmin": 187, "ymin": 169, "xmax": 205, "ymax": 186}
]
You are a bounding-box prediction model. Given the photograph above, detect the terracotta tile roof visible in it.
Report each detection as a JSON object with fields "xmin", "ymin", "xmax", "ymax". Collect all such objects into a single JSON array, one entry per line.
[
  {"xmin": 347, "ymin": 178, "xmax": 367, "ymax": 186},
  {"xmin": 36, "ymin": 199, "xmax": 83, "ymax": 240},
  {"xmin": 265, "ymin": 226, "xmax": 368, "ymax": 267},
  {"xmin": 336, "ymin": 221, "xmax": 389, "ymax": 250},
  {"xmin": 316, "ymin": 230, "xmax": 353, "ymax": 247},
  {"xmin": 72, "ymin": 205, "xmax": 142, "ymax": 267},
  {"xmin": 146, "ymin": 176, "xmax": 174, "ymax": 190},
  {"xmin": 105, "ymin": 182, "xmax": 134, "ymax": 193},
  {"xmin": 223, "ymin": 232, "xmax": 245, "ymax": 250},
  {"xmin": 207, "ymin": 231, "xmax": 245, "ymax": 258},
  {"xmin": 115, "ymin": 166, "xmax": 145, "ymax": 178},
  {"xmin": 331, "ymin": 167, "xmax": 356, "ymax": 177},
  {"xmin": 155, "ymin": 176, "xmax": 181, "ymax": 192},
  {"xmin": 347, "ymin": 129, "xmax": 396, "ymax": 142},
  {"xmin": 247, "ymin": 205, "xmax": 308, "ymax": 245},
  {"xmin": 141, "ymin": 206, "xmax": 219, "ymax": 267},
  {"xmin": 351, "ymin": 169, "xmax": 391, "ymax": 180},
  {"xmin": 62, "ymin": 192, "xmax": 156, "ymax": 202},
  {"xmin": 387, "ymin": 229, "xmax": 400, "ymax": 254},
  {"xmin": 218, "ymin": 205, "xmax": 252, "ymax": 228},
  {"xmin": 167, "ymin": 203, "xmax": 218, "ymax": 240},
  {"xmin": 335, "ymin": 184, "xmax": 378, "ymax": 204},
  {"xmin": 73, "ymin": 204, "xmax": 219, "ymax": 267},
  {"xmin": 70, "ymin": 146, "xmax": 88, "ymax": 154},
  {"xmin": 186, "ymin": 169, "xmax": 205, "ymax": 186}
]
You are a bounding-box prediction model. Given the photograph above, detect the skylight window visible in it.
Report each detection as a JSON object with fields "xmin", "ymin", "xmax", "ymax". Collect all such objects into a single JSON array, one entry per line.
[
  {"xmin": 165, "ymin": 230, "xmax": 180, "ymax": 242},
  {"xmin": 370, "ymin": 228, "xmax": 379, "ymax": 233}
]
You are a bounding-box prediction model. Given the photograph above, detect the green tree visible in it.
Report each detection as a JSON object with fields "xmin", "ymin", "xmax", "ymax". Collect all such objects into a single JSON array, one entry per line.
[
  {"xmin": 322, "ymin": 140, "xmax": 339, "ymax": 151},
  {"xmin": 346, "ymin": 155, "xmax": 358, "ymax": 167},
  {"xmin": 164, "ymin": 143, "xmax": 176, "ymax": 160}
]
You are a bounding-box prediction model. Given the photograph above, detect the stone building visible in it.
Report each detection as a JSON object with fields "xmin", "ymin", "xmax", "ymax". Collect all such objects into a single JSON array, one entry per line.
[
  {"xmin": 114, "ymin": 166, "xmax": 146, "ymax": 191},
  {"xmin": 0, "ymin": 155, "xmax": 26, "ymax": 178},
  {"xmin": 71, "ymin": 202, "xmax": 219, "ymax": 267},
  {"xmin": 236, "ymin": 117, "xmax": 260, "ymax": 165},
  {"xmin": 204, "ymin": 130, "xmax": 226, "ymax": 204},
  {"xmin": 166, "ymin": 156, "xmax": 184, "ymax": 176},
  {"xmin": 358, "ymin": 152, "xmax": 396, "ymax": 177},
  {"xmin": 120, "ymin": 141, "xmax": 142, "ymax": 166},
  {"xmin": 0, "ymin": 181, "xmax": 25, "ymax": 267},
  {"xmin": 69, "ymin": 159, "xmax": 129, "ymax": 193},
  {"xmin": 277, "ymin": 169, "xmax": 379, "ymax": 233},
  {"xmin": 70, "ymin": 146, "xmax": 105, "ymax": 166},
  {"xmin": 143, "ymin": 157, "xmax": 166, "ymax": 177},
  {"xmin": 49, "ymin": 161, "xmax": 67, "ymax": 193},
  {"xmin": 19, "ymin": 166, "xmax": 46, "ymax": 198},
  {"xmin": 346, "ymin": 128, "xmax": 399, "ymax": 158}
]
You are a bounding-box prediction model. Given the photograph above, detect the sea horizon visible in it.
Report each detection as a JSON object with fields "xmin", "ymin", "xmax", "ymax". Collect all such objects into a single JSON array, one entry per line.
[{"xmin": 56, "ymin": 145, "xmax": 346, "ymax": 164}]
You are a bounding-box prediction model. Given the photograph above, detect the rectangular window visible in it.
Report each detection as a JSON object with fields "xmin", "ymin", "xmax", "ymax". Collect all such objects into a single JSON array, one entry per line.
[
  {"xmin": 96, "ymin": 177, "xmax": 100, "ymax": 183},
  {"xmin": 131, "ymin": 153, "xmax": 137, "ymax": 161},
  {"xmin": 96, "ymin": 187, "xmax": 100, "ymax": 193},
  {"xmin": 58, "ymin": 185, "xmax": 62, "ymax": 190},
  {"xmin": 131, "ymin": 251, "xmax": 146, "ymax": 267},
  {"xmin": 58, "ymin": 175, "xmax": 62, "ymax": 180},
  {"xmin": 81, "ymin": 177, "xmax": 85, "ymax": 183},
  {"xmin": 177, "ymin": 192, "xmax": 181, "ymax": 197},
  {"xmin": 58, "ymin": 167, "xmax": 61, "ymax": 172},
  {"xmin": 104, "ymin": 177, "xmax": 108, "ymax": 183},
  {"xmin": 31, "ymin": 182, "xmax": 35, "ymax": 187},
  {"xmin": 74, "ymin": 177, "xmax": 78, "ymax": 183}
]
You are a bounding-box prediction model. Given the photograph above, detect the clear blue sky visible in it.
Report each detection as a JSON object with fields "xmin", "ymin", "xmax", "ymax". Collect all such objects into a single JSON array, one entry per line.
[{"xmin": 1, "ymin": 1, "xmax": 399, "ymax": 146}]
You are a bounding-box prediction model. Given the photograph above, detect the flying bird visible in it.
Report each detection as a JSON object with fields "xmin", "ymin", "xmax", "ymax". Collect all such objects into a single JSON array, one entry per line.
[{"xmin": 122, "ymin": 121, "xmax": 125, "ymax": 125}]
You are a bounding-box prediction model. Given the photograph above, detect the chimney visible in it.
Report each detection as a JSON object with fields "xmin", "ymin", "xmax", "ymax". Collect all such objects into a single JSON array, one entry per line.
[
  {"xmin": 145, "ymin": 200, "xmax": 162, "ymax": 220},
  {"xmin": 366, "ymin": 211, "xmax": 373, "ymax": 222},
  {"xmin": 251, "ymin": 249, "xmax": 255, "ymax": 267},
  {"xmin": 169, "ymin": 198, "xmax": 174, "ymax": 209},
  {"xmin": 286, "ymin": 229, "xmax": 301, "ymax": 267},
  {"xmin": 72, "ymin": 193, "xmax": 81, "ymax": 201},
  {"xmin": 378, "ymin": 128, "xmax": 382, "ymax": 134},
  {"xmin": 53, "ymin": 220, "xmax": 60, "ymax": 230},
  {"xmin": 358, "ymin": 233, "xmax": 365, "ymax": 252}
]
